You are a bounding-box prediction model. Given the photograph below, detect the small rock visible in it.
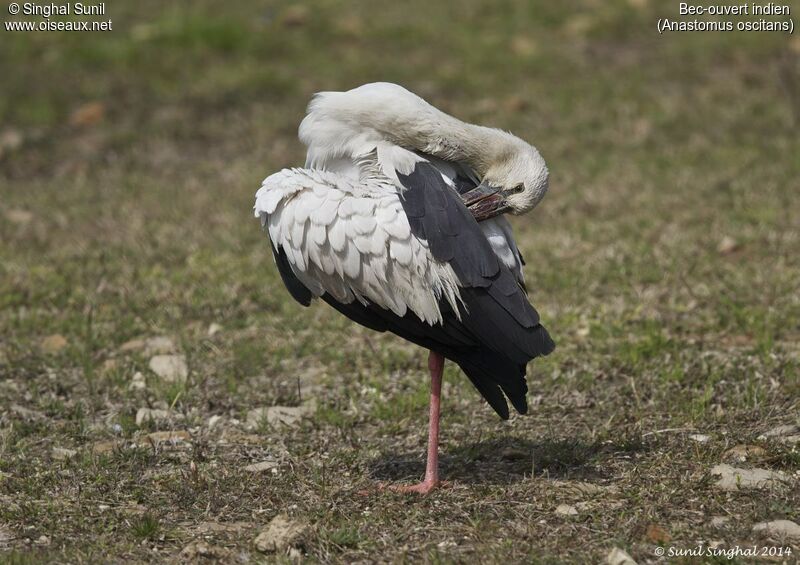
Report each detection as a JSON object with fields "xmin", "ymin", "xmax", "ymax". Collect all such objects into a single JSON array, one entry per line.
[
  {"xmin": 717, "ymin": 236, "xmax": 740, "ymax": 255},
  {"xmin": 606, "ymin": 547, "xmax": 637, "ymax": 565},
  {"xmin": 247, "ymin": 405, "xmax": 313, "ymax": 429},
  {"xmin": 752, "ymin": 519, "xmax": 800, "ymax": 540},
  {"xmin": 207, "ymin": 415, "xmax": 223, "ymax": 429},
  {"xmin": 100, "ymin": 358, "xmax": 118, "ymax": 375},
  {"xmin": 254, "ymin": 514, "xmax": 308, "ymax": 553},
  {"xmin": 710, "ymin": 516, "xmax": 731, "ymax": 528},
  {"xmin": 244, "ymin": 461, "xmax": 279, "ymax": 473},
  {"xmin": 135, "ymin": 407, "xmax": 178, "ymax": 426},
  {"xmin": 41, "ymin": 334, "xmax": 68, "ymax": 354},
  {"xmin": 688, "ymin": 434, "xmax": 710, "ymax": 443},
  {"xmin": 207, "ymin": 323, "xmax": 223, "ymax": 337},
  {"xmin": 5, "ymin": 208, "xmax": 32, "ymax": 225},
  {"xmin": 91, "ymin": 440, "xmax": 120, "ymax": 454},
  {"xmin": 509, "ymin": 35, "xmax": 538, "ymax": 57},
  {"xmin": 758, "ymin": 424, "xmax": 799, "ymax": 440},
  {"xmin": 120, "ymin": 336, "xmax": 176, "ymax": 356},
  {"xmin": 143, "ymin": 336, "xmax": 177, "ymax": 355},
  {"xmin": 267, "ymin": 406, "xmax": 311, "ymax": 426},
  {"xmin": 52, "ymin": 447, "xmax": 77, "ymax": 461},
  {"xmin": 708, "ymin": 540, "xmax": 725, "ymax": 549},
  {"xmin": 0, "ymin": 523, "xmax": 14, "ymax": 549},
  {"xmin": 247, "ymin": 408, "xmax": 268, "ymax": 428},
  {"xmin": 179, "ymin": 540, "xmax": 234, "ymax": 561},
  {"xmin": 129, "ymin": 371, "xmax": 146, "ymax": 391},
  {"xmin": 119, "ymin": 338, "xmax": 145, "ymax": 352},
  {"xmin": 34, "ymin": 534, "xmax": 50, "ymax": 546},
  {"xmin": 148, "ymin": 354, "xmax": 188, "ymax": 383},
  {"xmin": 711, "ymin": 464, "xmax": 788, "ymax": 491},
  {"xmin": 555, "ymin": 504, "xmax": 578, "ymax": 516},
  {"xmin": 0, "ymin": 129, "xmax": 24, "ymax": 158},
  {"xmin": 723, "ymin": 444, "xmax": 766, "ymax": 463}
]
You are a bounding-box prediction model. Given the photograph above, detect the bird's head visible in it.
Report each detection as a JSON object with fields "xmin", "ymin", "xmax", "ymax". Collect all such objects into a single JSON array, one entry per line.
[{"xmin": 464, "ymin": 138, "xmax": 549, "ymax": 221}]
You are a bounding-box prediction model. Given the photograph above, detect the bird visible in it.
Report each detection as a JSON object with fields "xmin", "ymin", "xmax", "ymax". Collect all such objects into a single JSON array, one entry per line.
[{"xmin": 254, "ymin": 82, "xmax": 555, "ymax": 494}]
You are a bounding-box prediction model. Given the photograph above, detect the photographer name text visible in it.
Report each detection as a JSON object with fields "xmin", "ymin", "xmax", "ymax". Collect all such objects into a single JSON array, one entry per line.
[{"xmin": 13, "ymin": 3, "xmax": 105, "ymax": 17}]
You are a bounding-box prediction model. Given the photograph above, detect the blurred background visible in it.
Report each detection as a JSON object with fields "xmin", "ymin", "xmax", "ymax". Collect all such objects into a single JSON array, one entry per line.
[{"xmin": 1, "ymin": 1, "xmax": 798, "ymax": 562}]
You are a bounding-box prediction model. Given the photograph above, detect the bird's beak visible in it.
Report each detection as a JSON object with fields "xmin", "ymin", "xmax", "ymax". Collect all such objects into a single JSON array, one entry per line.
[{"xmin": 460, "ymin": 181, "xmax": 511, "ymax": 222}]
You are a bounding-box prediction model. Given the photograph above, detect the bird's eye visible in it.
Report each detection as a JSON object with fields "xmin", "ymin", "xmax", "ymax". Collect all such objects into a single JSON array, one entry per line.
[{"xmin": 511, "ymin": 184, "xmax": 525, "ymax": 194}]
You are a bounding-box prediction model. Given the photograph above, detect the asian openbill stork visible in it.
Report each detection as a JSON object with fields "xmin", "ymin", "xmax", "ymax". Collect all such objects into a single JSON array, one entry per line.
[{"xmin": 255, "ymin": 83, "xmax": 555, "ymax": 493}]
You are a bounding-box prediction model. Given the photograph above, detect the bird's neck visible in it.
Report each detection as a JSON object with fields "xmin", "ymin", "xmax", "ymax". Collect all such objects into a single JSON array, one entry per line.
[{"xmin": 391, "ymin": 110, "xmax": 517, "ymax": 177}]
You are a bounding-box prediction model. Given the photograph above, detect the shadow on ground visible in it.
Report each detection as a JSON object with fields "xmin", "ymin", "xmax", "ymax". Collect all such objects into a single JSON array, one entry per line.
[{"xmin": 369, "ymin": 435, "xmax": 646, "ymax": 485}]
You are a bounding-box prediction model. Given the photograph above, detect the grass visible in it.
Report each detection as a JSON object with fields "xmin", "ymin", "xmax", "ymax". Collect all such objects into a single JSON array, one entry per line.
[{"xmin": 1, "ymin": 0, "xmax": 799, "ymax": 562}]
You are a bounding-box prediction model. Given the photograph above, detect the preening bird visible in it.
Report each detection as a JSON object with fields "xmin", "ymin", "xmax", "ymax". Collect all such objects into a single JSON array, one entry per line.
[{"xmin": 255, "ymin": 83, "xmax": 554, "ymax": 493}]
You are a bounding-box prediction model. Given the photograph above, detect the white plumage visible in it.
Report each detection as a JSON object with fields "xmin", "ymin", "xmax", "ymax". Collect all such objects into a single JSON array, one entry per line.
[{"xmin": 255, "ymin": 167, "xmax": 462, "ymax": 324}]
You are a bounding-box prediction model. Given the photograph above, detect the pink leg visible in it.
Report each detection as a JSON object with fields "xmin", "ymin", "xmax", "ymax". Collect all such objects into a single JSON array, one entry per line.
[{"xmin": 387, "ymin": 350, "xmax": 444, "ymax": 494}]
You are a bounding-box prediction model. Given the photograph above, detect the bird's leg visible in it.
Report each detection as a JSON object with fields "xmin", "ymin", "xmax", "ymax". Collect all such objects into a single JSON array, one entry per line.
[{"xmin": 387, "ymin": 350, "xmax": 444, "ymax": 494}]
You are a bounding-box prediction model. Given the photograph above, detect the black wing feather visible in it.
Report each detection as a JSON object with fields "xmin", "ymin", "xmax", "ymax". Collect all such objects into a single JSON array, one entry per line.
[
  {"xmin": 270, "ymin": 244, "xmax": 312, "ymax": 307},
  {"xmin": 394, "ymin": 162, "xmax": 555, "ymax": 417}
]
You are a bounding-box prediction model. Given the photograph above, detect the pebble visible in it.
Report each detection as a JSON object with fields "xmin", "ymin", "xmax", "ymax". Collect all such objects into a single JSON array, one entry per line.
[
  {"xmin": 711, "ymin": 464, "xmax": 788, "ymax": 491},
  {"xmin": 244, "ymin": 461, "xmax": 279, "ymax": 473},
  {"xmin": 723, "ymin": 444, "xmax": 766, "ymax": 463},
  {"xmin": 135, "ymin": 407, "xmax": 182, "ymax": 426},
  {"xmin": 129, "ymin": 371, "xmax": 146, "ymax": 391},
  {"xmin": 253, "ymin": 514, "xmax": 308, "ymax": 553},
  {"xmin": 41, "ymin": 334, "xmax": 68, "ymax": 354},
  {"xmin": 688, "ymin": 434, "xmax": 710, "ymax": 443},
  {"xmin": 51, "ymin": 447, "xmax": 77, "ymax": 461},
  {"xmin": 606, "ymin": 547, "xmax": 637, "ymax": 565},
  {"xmin": 148, "ymin": 354, "xmax": 188, "ymax": 383},
  {"xmin": 0, "ymin": 523, "xmax": 13, "ymax": 549},
  {"xmin": 717, "ymin": 236, "xmax": 740, "ymax": 255},
  {"xmin": 555, "ymin": 504, "xmax": 578, "ymax": 516},
  {"xmin": 710, "ymin": 516, "xmax": 731, "ymax": 528},
  {"xmin": 247, "ymin": 405, "xmax": 313, "ymax": 429},
  {"xmin": 752, "ymin": 519, "xmax": 800, "ymax": 540},
  {"xmin": 120, "ymin": 336, "xmax": 177, "ymax": 356},
  {"xmin": 179, "ymin": 540, "xmax": 234, "ymax": 561},
  {"xmin": 758, "ymin": 425, "xmax": 799, "ymax": 441},
  {"xmin": 4, "ymin": 207, "xmax": 31, "ymax": 225}
]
